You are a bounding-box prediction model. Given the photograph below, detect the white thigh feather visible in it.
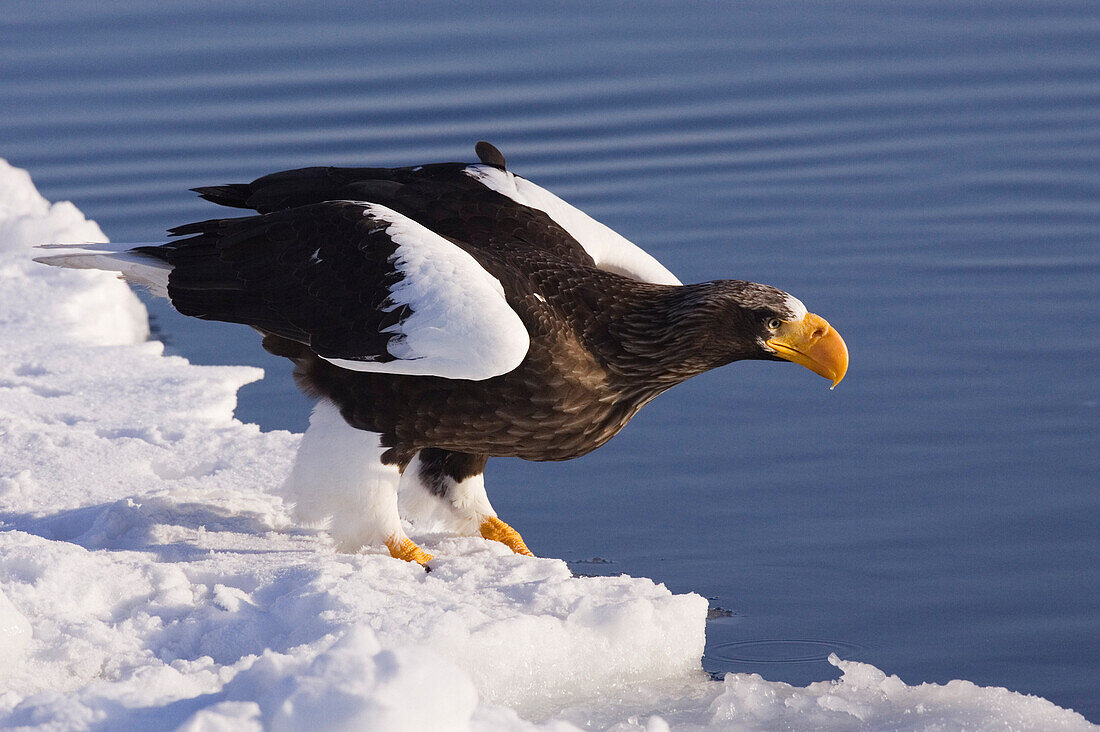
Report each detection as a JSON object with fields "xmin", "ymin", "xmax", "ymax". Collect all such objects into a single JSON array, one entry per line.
[{"xmin": 281, "ymin": 400, "xmax": 404, "ymax": 551}]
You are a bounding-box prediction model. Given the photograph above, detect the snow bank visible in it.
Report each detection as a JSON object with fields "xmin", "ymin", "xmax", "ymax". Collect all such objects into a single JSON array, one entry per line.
[{"xmin": 0, "ymin": 158, "xmax": 1092, "ymax": 731}]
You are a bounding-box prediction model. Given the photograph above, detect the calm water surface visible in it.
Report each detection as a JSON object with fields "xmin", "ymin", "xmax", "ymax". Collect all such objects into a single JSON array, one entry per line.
[{"xmin": 3, "ymin": 0, "xmax": 1098, "ymax": 720}]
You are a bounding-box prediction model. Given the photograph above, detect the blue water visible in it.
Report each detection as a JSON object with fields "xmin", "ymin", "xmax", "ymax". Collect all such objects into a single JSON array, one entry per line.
[{"xmin": 3, "ymin": 0, "xmax": 1097, "ymax": 720}]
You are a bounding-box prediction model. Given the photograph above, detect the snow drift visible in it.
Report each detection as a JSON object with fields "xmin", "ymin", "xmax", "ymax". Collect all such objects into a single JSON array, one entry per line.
[{"xmin": 0, "ymin": 158, "xmax": 1092, "ymax": 730}]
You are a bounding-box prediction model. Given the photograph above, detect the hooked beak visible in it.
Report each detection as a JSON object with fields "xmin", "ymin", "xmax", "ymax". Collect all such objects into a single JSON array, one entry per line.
[{"xmin": 765, "ymin": 312, "xmax": 848, "ymax": 388}]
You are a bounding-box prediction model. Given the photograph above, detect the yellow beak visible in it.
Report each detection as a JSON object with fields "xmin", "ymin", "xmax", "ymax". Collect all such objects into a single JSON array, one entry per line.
[{"xmin": 765, "ymin": 312, "xmax": 849, "ymax": 388}]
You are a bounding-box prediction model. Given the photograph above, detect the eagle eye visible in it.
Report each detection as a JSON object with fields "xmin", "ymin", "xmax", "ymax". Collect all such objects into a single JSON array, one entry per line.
[{"xmin": 766, "ymin": 317, "xmax": 783, "ymax": 331}]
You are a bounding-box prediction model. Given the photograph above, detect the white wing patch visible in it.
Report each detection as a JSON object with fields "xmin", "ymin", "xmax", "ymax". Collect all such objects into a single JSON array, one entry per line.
[
  {"xmin": 463, "ymin": 165, "xmax": 682, "ymax": 286},
  {"xmin": 322, "ymin": 203, "xmax": 530, "ymax": 381}
]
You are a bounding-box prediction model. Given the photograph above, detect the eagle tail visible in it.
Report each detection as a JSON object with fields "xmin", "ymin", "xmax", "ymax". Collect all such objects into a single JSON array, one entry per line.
[{"xmin": 34, "ymin": 244, "xmax": 172, "ymax": 298}]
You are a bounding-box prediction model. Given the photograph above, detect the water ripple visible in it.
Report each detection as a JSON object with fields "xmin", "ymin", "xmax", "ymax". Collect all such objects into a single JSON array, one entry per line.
[{"xmin": 707, "ymin": 639, "xmax": 867, "ymax": 665}]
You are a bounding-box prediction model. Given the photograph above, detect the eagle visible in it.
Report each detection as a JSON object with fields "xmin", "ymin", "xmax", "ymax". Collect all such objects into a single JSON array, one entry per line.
[{"xmin": 36, "ymin": 142, "xmax": 848, "ymax": 566}]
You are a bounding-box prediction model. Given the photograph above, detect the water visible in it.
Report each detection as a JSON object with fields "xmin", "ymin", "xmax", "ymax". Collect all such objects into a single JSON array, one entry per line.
[{"xmin": 3, "ymin": 0, "xmax": 1098, "ymax": 719}]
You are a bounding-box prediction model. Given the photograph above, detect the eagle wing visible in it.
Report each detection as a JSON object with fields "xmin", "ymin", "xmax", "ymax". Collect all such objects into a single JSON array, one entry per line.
[
  {"xmin": 193, "ymin": 144, "xmax": 681, "ymax": 288},
  {"xmin": 459, "ymin": 164, "xmax": 681, "ymax": 286},
  {"xmin": 157, "ymin": 201, "xmax": 530, "ymax": 381}
]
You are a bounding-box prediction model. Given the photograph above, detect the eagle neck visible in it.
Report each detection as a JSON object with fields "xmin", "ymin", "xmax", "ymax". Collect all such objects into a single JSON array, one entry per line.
[{"xmin": 603, "ymin": 281, "xmax": 738, "ymax": 393}]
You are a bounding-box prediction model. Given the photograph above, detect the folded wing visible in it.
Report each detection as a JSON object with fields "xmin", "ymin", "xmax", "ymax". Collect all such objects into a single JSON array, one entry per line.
[
  {"xmin": 193, "ymin": 142, "xmax": 681, "ymax": 287},
  {"xmin": 151, "ymin": 201, "xmax": 530, "ymax": 381}
]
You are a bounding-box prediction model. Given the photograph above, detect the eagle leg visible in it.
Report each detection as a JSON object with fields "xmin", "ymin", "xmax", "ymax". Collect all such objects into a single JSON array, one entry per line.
[
  {"xmin": 283, "ymin": 401, "xmax": 435, "ymax": 565},
  {"xmin": 399, "ymin": 448, "xmax": 536, "ymax": 557},
  {"xmin": 479, "ymin": 516, "xmax": 533, "ymax": 556},
  {"xmin": 385, "ymin": 534, "xmax": 434, "ymax": 565}
]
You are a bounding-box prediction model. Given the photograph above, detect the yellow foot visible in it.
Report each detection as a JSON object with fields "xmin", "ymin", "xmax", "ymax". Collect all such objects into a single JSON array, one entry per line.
[
  {"xmin": 385, "ymin": 535, "xmax": 434, "ymax": 565},
  {"xmin": 479, "ymin": 516, "xmax": 534, "ymax": 556}
]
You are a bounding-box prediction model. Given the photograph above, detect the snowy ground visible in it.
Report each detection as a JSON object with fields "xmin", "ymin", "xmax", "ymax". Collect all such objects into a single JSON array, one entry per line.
[{"xmin": 0, "ymin": 158, "xmax": 1092, "ymax": 731}]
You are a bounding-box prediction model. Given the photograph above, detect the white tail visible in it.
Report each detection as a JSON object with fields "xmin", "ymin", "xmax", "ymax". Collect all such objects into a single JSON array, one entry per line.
[{"xmin": 35, "ymin": 244, "xmax": 172, "ymax": 298}]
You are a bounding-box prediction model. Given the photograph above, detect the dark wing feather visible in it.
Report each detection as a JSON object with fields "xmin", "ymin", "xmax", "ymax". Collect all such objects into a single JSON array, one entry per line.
[
  {"xmin": 192, "ymin": 162, "xmax": 601, "ymax": 271},
  {"xmin": 142, "ymin": 200, "xmax": 530, "ymax": 380},
  {"xmin": 145, "ymin": 202, "xmax": 408, "ymax": 362}
]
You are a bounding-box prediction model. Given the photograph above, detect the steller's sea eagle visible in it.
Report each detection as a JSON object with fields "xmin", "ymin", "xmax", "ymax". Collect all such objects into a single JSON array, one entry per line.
[{"xmin": 36, "ymin": 142, "xmax": 848, "ymax": 566}]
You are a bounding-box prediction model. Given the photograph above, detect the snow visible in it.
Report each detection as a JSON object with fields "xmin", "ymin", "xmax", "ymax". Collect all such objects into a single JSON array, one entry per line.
[{"xmin": 0, "ymin": 157, "xmax": 1093, "ymax": 730}]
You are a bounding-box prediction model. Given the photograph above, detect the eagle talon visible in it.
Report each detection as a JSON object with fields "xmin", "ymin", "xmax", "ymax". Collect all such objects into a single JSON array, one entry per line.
[
  {"xmin": 385, "ymin": 535, "xmax": 434, "ymax": 566},
  {"xmin": 479, "ymin": 516, "xmax": 534, "ymax": 556}
]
